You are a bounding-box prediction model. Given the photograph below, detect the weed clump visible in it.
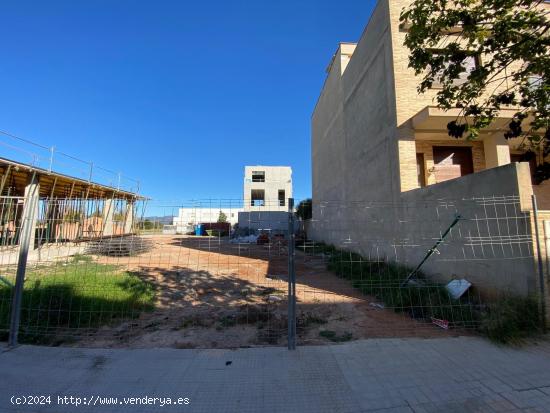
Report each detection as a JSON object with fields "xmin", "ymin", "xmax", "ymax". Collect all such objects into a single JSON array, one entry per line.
[{"xmin": 311, "ymin": 242, "xmax": 542, "ymax": 343}]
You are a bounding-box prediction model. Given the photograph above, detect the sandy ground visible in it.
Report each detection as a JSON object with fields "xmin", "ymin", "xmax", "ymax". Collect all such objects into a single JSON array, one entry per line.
[{"xmin": 71, "ymin": 235, "xmax": 457, "ymax": 348}]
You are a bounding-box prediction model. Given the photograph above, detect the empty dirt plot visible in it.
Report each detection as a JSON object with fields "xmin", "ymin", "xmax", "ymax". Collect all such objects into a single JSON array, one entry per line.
[{"xmin": 76, "ymin": 235, "xmax": 455, "ymax": 348}]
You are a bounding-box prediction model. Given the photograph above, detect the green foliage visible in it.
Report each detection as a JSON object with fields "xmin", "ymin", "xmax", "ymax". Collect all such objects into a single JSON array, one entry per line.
[
  {"xmin": 206, "ymin": 229, "xmax": 227, "ymax": 237},
  {"xmin": 319, "ymin": 330, "xmax": 353, "ymax": 342},
  {"xmin": 63, "ymin": 209, "xmax": 82, "ymax": 223},
  {"xmin": 218, "ymin": 315, "xmax": 237, "ymax": 328},
  {"xmin": 296, "ymin": 241, "xmax": 337, "ymax": 256},
  {"xmin": 317, "ymin": 243, "xmax": 542, "ymax": 342},
  {"xmin": 326, "ymin": 248, "xmax": 478, "ymax": 327},
  {"xmin": 401, "ymin": 0, "xmax": 549, "ymax": 161},
  {"xmin": 0, "ymin": 256, "xmax": 155, "ymax": 344},
  {"xmin": 480, "ymin": 295, "xmax": 541, "ymax": 343},
  {"xmin": 113, "ymin": 211, "xmax": 126, "ymax": 222},
  {"xmin": 217, "ymin": 211, "xmax": 228, "ymax": 223},
  {"xmin": 140, "ymin": 219, "xmax": 162, "ymax": 231},
  {"xmin": 296, "ymin": 199, "xmax": 312, "ymax": 220}
]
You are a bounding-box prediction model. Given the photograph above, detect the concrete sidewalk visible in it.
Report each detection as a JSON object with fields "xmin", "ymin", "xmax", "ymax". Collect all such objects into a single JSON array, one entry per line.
[{"xmin": 3, "ymin": 337, "xmax": 550, "ymax": 412}]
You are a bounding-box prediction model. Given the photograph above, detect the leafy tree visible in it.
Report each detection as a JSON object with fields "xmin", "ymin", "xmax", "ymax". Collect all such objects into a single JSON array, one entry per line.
[
  {"xmin": 113, "ymin": 212, "xmax": 126, "ymax": 222},
  {"xmin": 401, "ymin": 0, "xmax": 549, "ymax": 175},
  {"xmin": 295, "ymin": 198, "xmax": 312, "ymax": 220},
  {"xmin": 63, "ymin": 209, "xmax": 82, "ymax": 223},
  {"xmin": 141, "ymin": 219, "xmax": 159, "ymax": 230},
  {"xmin": 113, "ymin": 206, "xmax": 127, "ymax": 222},
  {"xmin": 217, "ymin": 210, "xmax": 228, "ymax": 223}
]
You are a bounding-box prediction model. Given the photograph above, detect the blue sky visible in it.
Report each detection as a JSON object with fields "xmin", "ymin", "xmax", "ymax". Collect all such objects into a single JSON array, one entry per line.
[{"xmin": 0, "ymin": 0, "xmax": 376, "ymax": 202}]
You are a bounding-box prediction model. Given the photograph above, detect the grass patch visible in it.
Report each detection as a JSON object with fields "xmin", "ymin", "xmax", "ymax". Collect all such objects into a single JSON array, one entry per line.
[
  {"xmin": 296, "ymin": 241, "xmax": 337, "ymax": 256},
  {"xmin": 218, "ymin": 315, "xmax": 237, "ymax": 328},
  {"xmin": 319, "ymin": 330, "xmax": 353, "ymax": 342},
  {"xmin": 480, "ymin": 295, "xmax": 541, "ymax": 344},
  {"xmin": 312, "ymin": 242, "xmax": 542, "ymax": 343},
  {"xmin": 325, "ymin": 247, "xmax": 479, "ymax": 328},
  {"xmin": 0, "ymin": 255, "xmax": 155, "ymax": 344},
  {"xmin": 299, "ymin": 312, "xmax": 328, "ymax": 327},
  {"xmin": 206, "ymin": 229, "xmax": 228, "ymax": 237}
]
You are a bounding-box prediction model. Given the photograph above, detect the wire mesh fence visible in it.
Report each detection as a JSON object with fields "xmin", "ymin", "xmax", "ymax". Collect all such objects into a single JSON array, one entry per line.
[{"xmin": 0, "ymin": 195, "xmax": 546, "ymax": 348}]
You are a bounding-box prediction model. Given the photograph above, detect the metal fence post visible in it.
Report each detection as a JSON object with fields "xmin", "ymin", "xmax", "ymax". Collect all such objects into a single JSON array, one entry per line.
[
  {"xmin": 287, "ymin": 198, "xmax": 296, "ymax": 350},
  {"xmin": 8, "ymin": 173, "xmax": 40, "ymax": 347},
  {"xmin": 532, "ymin": 194, "xmax": 547, "ymax": 332}
]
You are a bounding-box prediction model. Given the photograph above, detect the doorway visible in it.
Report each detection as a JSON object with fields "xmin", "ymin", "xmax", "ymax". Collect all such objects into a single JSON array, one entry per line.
[{"xmin": 432, "ymin": 146, "xmax": 474, "ymax": 183}]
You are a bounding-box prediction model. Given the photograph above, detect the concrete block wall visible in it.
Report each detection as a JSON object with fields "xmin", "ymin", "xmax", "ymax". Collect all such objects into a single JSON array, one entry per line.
[
  {"xmin": 311, "ymin": 163, "xmax": 539, "ymax": 298},
  {"xmin": 238, "ymin": 211, "xmax": 297, "ymax": 234},
  {"xmin": 398, "ymin": 163, "xmax": 537, "ymax": 297},
  {"xmin": 312, "ymin": 0, "xmax": 400, "ymax": 206},
  {"xmin": 243, "ymin": 166, "xmax": 292, "ymax": 212}
]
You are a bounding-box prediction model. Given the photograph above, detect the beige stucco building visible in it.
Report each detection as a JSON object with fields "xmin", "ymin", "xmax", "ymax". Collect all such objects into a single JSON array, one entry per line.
[{"xmin": 311, "ymin": 0, "xmax": 550, "ymax": 300}]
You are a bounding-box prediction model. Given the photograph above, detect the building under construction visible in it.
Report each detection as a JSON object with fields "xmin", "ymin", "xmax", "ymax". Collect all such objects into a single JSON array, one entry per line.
[{"xmin": 0, "ymin": 157, "xmax": 144, "ymax": 252}]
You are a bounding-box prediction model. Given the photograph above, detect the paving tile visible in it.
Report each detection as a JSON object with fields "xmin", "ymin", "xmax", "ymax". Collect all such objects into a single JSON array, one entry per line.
[{"xmin": 3, "ymin": 337, "xmax": 550, "ymax": 412}]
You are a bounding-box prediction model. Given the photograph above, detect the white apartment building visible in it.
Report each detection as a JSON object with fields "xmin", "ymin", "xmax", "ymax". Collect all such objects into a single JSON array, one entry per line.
[
  {"xmin": 243, "ymin": 166, "xmax": 292, "ymax": 212},
  {"xmin": 172, "ymin": 206, "xmax": 242, "ymax": 233}
]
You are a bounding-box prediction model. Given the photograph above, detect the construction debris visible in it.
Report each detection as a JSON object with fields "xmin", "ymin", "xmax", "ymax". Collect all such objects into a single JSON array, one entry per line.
[
  {"xmin": 86, "ymin": 236, "xmax": 153, "ymax": 256},
  {"xmin": 369, "ymin": 302, "xmax": 385, "ymax": 309},
  {"xmin": 229, "ymin": 235, "xmax": 258, "ymax": 244},
  {"xmin": 431, "ymin": 317, "xmax": 449, "ymax": 329},
  {"xmin": 446, "ymin": 279, "xmax": 472, "ymax": 300},
  {"xmin": 267, "ymin": 295, "xmax": 283, "ymax": 303}
]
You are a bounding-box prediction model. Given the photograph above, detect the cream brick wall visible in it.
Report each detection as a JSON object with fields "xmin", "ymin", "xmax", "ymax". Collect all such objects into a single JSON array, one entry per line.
[
  {"xmin": 388, "ymin": 0, "xmax": 440, "ymax": 127},
  {"xmin": 398, "ymin": 139, "xmax": 418, "ymax": 192},
  {"xmin": 387, "ymin": 0, "xmax": 536, "ymax": 193},
  {"xmin": 387, "ymin": 0, "xmax": 541, "ymax": 127}
]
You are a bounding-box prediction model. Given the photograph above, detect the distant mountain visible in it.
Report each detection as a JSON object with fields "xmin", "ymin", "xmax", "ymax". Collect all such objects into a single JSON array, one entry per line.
[{"xmin": 141, "ymin": 215, "xmax": 174, "ymax": 224}]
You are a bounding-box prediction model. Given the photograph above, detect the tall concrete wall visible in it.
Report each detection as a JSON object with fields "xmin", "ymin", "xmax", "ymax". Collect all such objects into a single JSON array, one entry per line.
[
  {"xmin": 238, "ymin": 211, "xmax": 297, "ymax": 234},
  {"xmin": 312, "ymin": 0, "xmax": 401, "ymax": 247}
]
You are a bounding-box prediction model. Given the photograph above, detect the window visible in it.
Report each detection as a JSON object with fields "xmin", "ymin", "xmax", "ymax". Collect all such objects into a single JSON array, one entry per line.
[
  {"xmin": 251, "ymin": 189, "xmax": 265, "ymax": 206},
  {"xmin": 431, "ymin": 53, "xmax": 480, "ymax": 88},
  {"xmin": 278, "ymin": 190, "xmax": 285, "ymax": 206},
  {"xmin": 251, "ymin": 171, "xmax": 265, "ymax": 182}
]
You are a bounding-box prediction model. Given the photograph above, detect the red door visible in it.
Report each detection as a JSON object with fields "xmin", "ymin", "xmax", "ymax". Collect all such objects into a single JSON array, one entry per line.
[{"xmin": 432, "ymin": 146, "xmax": 474, "ymax": 183}]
